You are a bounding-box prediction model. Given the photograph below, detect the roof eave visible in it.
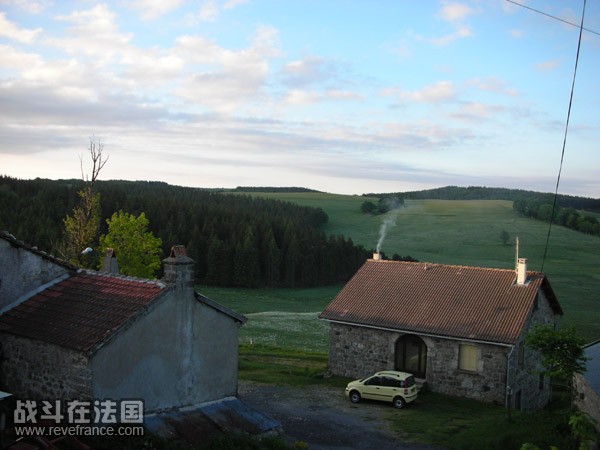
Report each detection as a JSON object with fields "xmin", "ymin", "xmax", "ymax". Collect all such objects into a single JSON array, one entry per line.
[{"xmin": 320, "ymin": 317, "xmax": 516, "ymax": 347}]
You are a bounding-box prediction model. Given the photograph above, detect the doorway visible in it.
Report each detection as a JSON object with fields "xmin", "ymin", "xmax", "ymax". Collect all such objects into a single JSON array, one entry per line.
[{"xmin": 395, "ymin": 335, "xmax": 427, "ymax": 379}]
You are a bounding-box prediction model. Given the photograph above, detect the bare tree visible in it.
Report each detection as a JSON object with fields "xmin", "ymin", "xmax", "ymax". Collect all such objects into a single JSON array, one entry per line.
[{"xmin": 60, "ymin": 137, "xmax": 108, "ymax": 266}]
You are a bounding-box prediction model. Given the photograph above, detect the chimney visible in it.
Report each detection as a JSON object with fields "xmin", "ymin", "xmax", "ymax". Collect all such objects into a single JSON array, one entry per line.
[
  {"xmin": 372, "ymin": 252, "xmax": 381, "ymax": 260},
  {"xmin": 162, "ymin": 245, "xmax": 194, "ymax": 290},
  {"xmin": 101, "ymin": 248, "xmax": 119, "ymax": 274},
  {"xmin": 516, "ymin": 258, "xmax": 527, "ymax": 285}
]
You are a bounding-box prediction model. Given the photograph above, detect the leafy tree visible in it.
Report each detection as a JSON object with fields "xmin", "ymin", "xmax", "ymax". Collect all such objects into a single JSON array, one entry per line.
[
  {"xmin": 525, "ymin": 324, "xmax": 588, "ymax": 396},
  {"xmin": 361, "ymin": 201, "xmax": 377, "ymax": 214},
  {"xmin": 98, "ymin": 211, "xmax": 162, "ymax": 278},
  {"xmin": 63, "ymin": 187, "xmax": 101, "ymax": 266}
]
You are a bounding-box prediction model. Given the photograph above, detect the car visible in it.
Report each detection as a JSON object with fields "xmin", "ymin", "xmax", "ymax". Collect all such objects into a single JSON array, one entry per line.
[{"xmin": 345, "ymin": 370, "xmax": 418, "ymax": 409}]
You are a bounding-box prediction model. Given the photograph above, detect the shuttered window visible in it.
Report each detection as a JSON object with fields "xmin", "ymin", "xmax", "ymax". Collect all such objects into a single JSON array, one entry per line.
[{"xmin": 459, "ymin": 344, "xmax": 477, "ymax": 372}]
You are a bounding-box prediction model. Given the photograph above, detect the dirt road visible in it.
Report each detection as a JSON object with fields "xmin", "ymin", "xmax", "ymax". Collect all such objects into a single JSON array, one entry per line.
[{"xmin": 238, "ymin": 381, "xmax": 445, "ymax": 450}]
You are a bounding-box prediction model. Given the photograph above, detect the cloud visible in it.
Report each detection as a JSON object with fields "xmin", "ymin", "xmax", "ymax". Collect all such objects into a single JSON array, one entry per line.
[
  {"xmin": 281, "ymin": 56, "xmax": 344, "ymax": 88},
  {"xmin": 51, "ymin": 4, "xmax": 133, "ymax": 61},
  {"xmin": 428, "ymin": 25, "xmax": 472, "ymax": 46},
  {"xmin": 125, "ymin": 0, "xmax": 186, "ymax": 20},
  {"xmin": 438, "ymin": 2, "xmax": 474, "ymax": 22},
  {"xmin": 508, "ymin": 29, "xmax": 523, "ymax": 38},
  {"xmin": 382, "ymin": 81, "xmax": 456, "ymax": 104},
  {"xmin": 535, "ymin": 59, "xmax": 561, "ymax": 72},
  {"xmin": 0, "ymin": 12, "xmax": 42, "ymax": 43},
  {"xmin": 0, "ymin": 0, "xmax": 49, "ymax": 14},
  {"xmin": 467, "ymin": 77, "xmax": 518, "ymax": 97},
  {"xmin": 172, "ymin": 26, "xmax": 280, "ymax": 112}
]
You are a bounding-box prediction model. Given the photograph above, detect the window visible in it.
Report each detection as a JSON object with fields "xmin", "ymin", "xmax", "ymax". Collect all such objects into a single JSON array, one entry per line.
[
  {"xmin": 458, "ymin": 344, "xmax": 477, "ymax": 372},
  {"xmin": 539, "ymin": 374, "xmax": 544, "ymax": 390}
]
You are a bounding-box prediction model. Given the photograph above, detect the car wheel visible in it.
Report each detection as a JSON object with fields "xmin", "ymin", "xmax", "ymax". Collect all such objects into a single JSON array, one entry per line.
[
  {"xmin": 393, "ymin": 396, "xmax": 406, "ymax": 409},
  {"xmin": 349, "ymin": 391, "xmax": 361, "ymax": 404}
]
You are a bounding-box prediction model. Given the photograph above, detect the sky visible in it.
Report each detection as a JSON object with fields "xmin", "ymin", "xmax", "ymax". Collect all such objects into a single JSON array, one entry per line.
[{"xmin": 0, "ymin": 0, "xmax": 599, "ymax": 197}]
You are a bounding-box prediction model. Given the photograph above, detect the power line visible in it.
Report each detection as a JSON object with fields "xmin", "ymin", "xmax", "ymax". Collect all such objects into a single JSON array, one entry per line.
[
  {"xmin": 506, "ymin": 0, "xmax": 599, "ymax": 36},
  {"xmin": 540, "ymin": 0, "xmax": 586, "ymax": 273}
]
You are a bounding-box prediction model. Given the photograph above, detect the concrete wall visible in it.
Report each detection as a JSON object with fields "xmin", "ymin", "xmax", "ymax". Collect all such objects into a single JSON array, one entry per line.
[
  {"xmin": 0, "ymin": 334, "xmax": 92, "ymax": 400},
  {"xmin": 91, "ymin": 287, "xmax": 241, "ymax": 413},
  {"xmin": 0, "ymin": 238, "xmax": 69, "ymax": 311}
]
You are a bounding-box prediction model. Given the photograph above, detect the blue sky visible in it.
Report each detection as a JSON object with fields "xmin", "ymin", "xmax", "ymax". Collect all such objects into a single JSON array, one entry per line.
[{"xmin": 1, "ymin": 0, "xmax": 598, "ymax": 196}]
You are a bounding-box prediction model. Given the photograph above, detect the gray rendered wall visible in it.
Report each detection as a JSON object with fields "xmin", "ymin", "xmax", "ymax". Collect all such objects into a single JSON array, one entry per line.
[
  {"xmin": 91, "ymin": 288, "xmax": 241, "ymax": 413},
  {"xmin": 0, "ymin": 238, "xmax": 69, "ymax": 311}
]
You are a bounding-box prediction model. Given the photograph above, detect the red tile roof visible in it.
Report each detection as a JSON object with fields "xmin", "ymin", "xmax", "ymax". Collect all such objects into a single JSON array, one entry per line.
[
  {"xmin": 319, "ymin": 259, "xmax": 562, "ymax": 345},
  {"xmin": 0, "ymin": 271, "xmax": 167, "ymax": 352}
]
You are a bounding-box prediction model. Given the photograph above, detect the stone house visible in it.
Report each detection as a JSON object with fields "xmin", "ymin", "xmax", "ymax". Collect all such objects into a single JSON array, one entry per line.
[
  {"xmin": 0, "ymin": 231, "xmax": 246, "ymax": 414},
  {"xmin": 574, "ymin": 340, "xmax": 600, "ymax": 432},
  {"xmin": 319, "ymin": 254, "xmax": 563, "ymax": 411}
]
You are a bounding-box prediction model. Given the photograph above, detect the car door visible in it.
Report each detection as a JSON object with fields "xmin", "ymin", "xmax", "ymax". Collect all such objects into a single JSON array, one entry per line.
[
  {"xmin": 360, "ymin": 376, "xmax": 386, "ymax": 400},
  {"xmin": 362, "ymin": 376, "xmax": 391, "ymax": 401},
  {"xmin": 378, "ymin": 376, "xmax": 400, "ymax": 401}
]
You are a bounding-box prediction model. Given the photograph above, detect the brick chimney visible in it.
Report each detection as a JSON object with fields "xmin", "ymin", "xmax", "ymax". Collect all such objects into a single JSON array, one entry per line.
[{"xmin": 162, "ymin": 245, "xmax": 194, "ymax": 290}]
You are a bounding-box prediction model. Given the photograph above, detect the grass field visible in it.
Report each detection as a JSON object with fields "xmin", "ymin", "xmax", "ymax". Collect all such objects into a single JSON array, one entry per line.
[{"xmin": 243, "ymin": 193, "xmax": 600, "ymax": 342}]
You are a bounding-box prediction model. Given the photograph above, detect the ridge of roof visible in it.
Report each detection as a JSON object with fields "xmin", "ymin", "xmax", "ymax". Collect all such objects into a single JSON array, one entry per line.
[
  {"xmin": 1, "ymin": 230, "xmax": 76, "ymax": 270},
  {"xmin": 366, "ymin": 258, "xmax": 543, "ymax": 275}
]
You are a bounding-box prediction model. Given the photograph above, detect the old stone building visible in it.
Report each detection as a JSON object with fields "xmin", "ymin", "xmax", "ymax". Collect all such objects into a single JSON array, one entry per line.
[
  {"xmin": 319, "ymin": 254, "xmax": 563, "ymax": 411},
  {"xmin": 0, "ymin": 232, "xmax": 246, "ymax": 413}
]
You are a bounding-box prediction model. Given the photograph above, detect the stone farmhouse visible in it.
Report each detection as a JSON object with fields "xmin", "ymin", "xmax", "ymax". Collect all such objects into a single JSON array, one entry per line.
[
  {"xmin": 319, "ymin": 253, "xmax": 563, "ymax": 411},
  {"xmin": 0, "ymin": 231, "xmax": 246, "ymax": 414}
]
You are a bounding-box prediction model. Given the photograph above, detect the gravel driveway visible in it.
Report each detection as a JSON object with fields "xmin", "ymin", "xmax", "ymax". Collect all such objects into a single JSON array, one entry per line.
[{"xmin": 238, "ymin": 381, "xmax": 445, "ymax": 450}]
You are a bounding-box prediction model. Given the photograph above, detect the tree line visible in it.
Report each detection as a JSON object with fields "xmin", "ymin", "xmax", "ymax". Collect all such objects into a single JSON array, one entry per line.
[
  {"xmin": 0, "ymin": 176, "xmax": 370, "ymax": 287},
  {"xmin": 513, "ymin": 199, "xmax": 600, "ymax": 237},
  {"xmin": 365, "ymin": 185, "xmax": 600, "ymax": 212}
]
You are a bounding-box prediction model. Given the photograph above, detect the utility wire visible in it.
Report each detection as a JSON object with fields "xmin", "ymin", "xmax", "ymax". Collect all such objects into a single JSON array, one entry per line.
[
  {"xmin": 540, "ymin": 0, "xmax": 586, "ymax": 273},
  {"xmin": 506, "ymin": 0, "xmax": 599, "ymax": 36}
]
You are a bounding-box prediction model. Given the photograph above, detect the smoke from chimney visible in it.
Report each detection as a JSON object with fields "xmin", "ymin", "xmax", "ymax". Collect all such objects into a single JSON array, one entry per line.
[{"xmin": 377, "ymin": 214, "xmax": 397, "ymax": 253}]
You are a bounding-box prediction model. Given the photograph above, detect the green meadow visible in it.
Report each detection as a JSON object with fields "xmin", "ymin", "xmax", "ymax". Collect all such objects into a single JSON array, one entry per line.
[{"xmin": 219, "ymin": 193, "xmax": 600, "ymax": 343}]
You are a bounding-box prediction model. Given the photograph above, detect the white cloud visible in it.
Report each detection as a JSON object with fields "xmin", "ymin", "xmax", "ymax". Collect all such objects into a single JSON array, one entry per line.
[
  {"xmin": 0, "ymin": 11, "xmax": 42, "ymax": 43},
  {"xmin": 51, "ymin": 4, "xmax": 133, "ymax": 62},
  {"xmin": 508, "ymin": 29, "xmax": 523, "ymax": 38},
  {"xmin": 467, "ymin": 77, "xmax": 518, "ymax": 97},
  {"xmin": 383, "ymin": 81, "xmax": 456, "ymax": 104},
  {"xmin": 535, "ymin": 59, "xmax": 561, "ymax": 72},
  {"xmin": 171, "ymin": 27, "xmax": 280, "ymax": 112},
  {"xmin": 125, "ymin": 0, "xmax": 186, "ymax": 20},
  {"xmin": 428, "ymin": 25, "xmax": 472, "ymax": 46},
  {"xmin": 0, "ymin": 0, "xmax": 49, "ymax": 14},
  {"xmin": 438, "ymin": 2, "xmax": 474, "ymax": 22}
]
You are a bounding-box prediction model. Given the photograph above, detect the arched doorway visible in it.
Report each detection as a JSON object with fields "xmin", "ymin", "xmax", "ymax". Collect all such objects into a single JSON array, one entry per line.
[{"xmin": 395, "ymin": 335, "xmax": 427, "ymax": 379}]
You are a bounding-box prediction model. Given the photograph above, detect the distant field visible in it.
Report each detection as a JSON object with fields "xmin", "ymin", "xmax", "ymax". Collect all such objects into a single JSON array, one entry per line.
[{"xmin": 223, "ymin": 194, "xmax": 600, "ymax": 342}]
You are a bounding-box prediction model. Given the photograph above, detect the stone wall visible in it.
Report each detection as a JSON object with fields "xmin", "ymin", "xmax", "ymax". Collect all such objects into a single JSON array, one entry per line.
[
  {"xmin": 0, "ymin": 334, "xmax": 92, "ymax": 400},
  {"xmin": 426, "ymin": 338, "xmax": 508, "ymax": 405},
  {"xmin": 327, "ymin": 323, "xmax": 395, "ymax": 378},
  {"xmin": 574, "ymin": 373, "xmax": 600, "ymax": 433}
]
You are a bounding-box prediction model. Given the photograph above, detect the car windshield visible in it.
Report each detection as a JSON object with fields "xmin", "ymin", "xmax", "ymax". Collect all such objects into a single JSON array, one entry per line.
[{"xmin": 403, "ymin": 376, "xmax": 415, "ymax": 388}]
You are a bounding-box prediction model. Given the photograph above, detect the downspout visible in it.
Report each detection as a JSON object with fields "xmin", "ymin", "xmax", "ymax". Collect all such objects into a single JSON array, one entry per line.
[{"xmin": 505, "ymin": 345, "xmax": 515, "ymax": 419}]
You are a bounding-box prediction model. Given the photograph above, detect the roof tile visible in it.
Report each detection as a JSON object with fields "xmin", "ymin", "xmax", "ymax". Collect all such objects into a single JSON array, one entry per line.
[
  {"xmin": 0, "ymin": 272, "xmax": 166, "ymax": 352},
  {"xmin": 319, "ymin": 259, "xmax": 561, "ymax": 345}
]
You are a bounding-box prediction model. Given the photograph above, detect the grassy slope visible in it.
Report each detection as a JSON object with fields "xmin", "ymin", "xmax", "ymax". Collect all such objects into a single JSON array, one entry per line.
[{"xmin": 243, "ymin": 193, "xmax": 600, "ymax": 342}]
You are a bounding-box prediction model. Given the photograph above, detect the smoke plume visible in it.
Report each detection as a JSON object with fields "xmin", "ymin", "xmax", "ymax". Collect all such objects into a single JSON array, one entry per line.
[{"xmin": 376, "ymin": 214, "xmax": 397, "ymax": 253}]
